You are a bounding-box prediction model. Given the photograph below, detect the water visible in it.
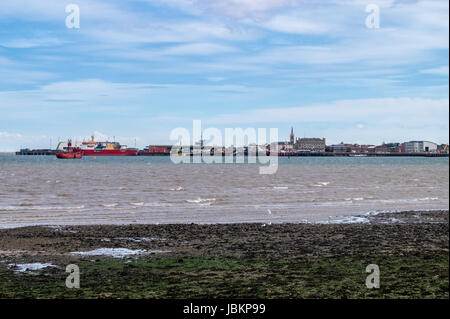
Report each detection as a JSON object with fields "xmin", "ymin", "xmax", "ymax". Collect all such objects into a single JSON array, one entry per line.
[{"xmin": 0, "ymin": 154, "xmax": 448, "ymax": 228}]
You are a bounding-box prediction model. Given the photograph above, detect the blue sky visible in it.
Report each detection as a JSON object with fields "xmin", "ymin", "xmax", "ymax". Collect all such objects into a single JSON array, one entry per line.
[{"xmin": 0, "ymin": 0, "xmax": 448, "ymax": 151}]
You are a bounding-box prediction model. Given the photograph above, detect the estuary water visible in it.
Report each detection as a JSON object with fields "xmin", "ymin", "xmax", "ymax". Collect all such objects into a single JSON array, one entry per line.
[{"xmin": 0, "ymin": 154, "xmax": 448, "ymax": 228}]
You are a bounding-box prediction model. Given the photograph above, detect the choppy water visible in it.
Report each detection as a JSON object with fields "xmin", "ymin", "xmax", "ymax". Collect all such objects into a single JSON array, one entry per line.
[{"xmin": 0, "ymin": 154, "xmax": 448, "ymax": 228}]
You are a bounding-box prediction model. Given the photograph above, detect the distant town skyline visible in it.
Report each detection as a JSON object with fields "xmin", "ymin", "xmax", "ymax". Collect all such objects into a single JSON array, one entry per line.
[
  {"xmin": 6, "ymin": 127, "xmax": 449, "ymax": 153},
  {"xmin": 1, "ymin": 0, "xmax": 449, "ymax": 151}
]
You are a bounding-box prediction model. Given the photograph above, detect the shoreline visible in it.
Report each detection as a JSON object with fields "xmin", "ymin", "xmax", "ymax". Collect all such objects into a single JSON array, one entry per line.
[
  {"xmin": 0, "ymin": 210, "xmax": 447, "ymax": 260},
  {"xmin": 1, "ymin": 210, "xmax": 448, "ymax": 298},
  {"xmin": 0, "ymin": 208, "xmax": 448, "ymax": 230}
]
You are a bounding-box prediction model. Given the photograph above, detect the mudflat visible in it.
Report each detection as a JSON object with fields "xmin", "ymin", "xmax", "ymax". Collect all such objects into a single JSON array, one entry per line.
[{"xmin": 0, "ymin": 210, "xmax": 448, "ymax": 298}]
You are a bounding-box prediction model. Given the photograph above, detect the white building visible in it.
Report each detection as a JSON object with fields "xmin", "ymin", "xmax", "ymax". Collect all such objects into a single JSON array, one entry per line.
[{"xmin": 404, "ymin": 141, "xmax": 438, "ymax": 153}]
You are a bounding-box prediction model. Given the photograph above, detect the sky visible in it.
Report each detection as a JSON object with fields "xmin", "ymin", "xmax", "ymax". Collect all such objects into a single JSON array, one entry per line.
[{"xmin": 0, "ymin": 0, "xmax": 448, "ymax": 151}]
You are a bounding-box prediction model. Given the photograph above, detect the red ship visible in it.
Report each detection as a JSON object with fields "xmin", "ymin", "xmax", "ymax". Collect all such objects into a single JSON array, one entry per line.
[
  {"xmin": 56, "ymin": 135, "xmax": 138, "ymax": 156},
  {"xmin": 81, "ymin": 148, "xmax": 138, "ymax": 156},
  {"xmin": 56, "ymin": 140, "xmax": 83, "ymax": 159}
]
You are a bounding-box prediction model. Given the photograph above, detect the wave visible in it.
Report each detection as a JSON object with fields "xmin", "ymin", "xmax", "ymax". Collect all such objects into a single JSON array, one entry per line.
[
  {"xmin": 101, "ymin": 203, "xmax": 119, "ymax": 207},
  {"xmin": 0, "ymin": 205, "xmax": 85, "ymax": 211},
  {"xmin": 143, "ymin": 202, "xmax": 174, "ymax": 207},
  {"xmin": 186, "ymin": 198, "xmax": 216, "ymax": 204},
  {"xmin": 314, "ymin": 182, "xmax": 330, "ymax": 187},
  {"xmin": 18, "ymin": 203, "xmax": 33, "ymax": 207},
  {"xmin": 317, "ymin": 216, "xmax": 370, "ymax": 224},
  {"xmin": 370, "ymin": 197, "xmax": 440, "ymax": 204},
  {"xmin": 418, "ymin": 197, "xmax": 439, "ymax": 201},
  {"xmin": 318, "ymin": 208, "xmax": 449, "ymax": 225},
  {"xmin": 169, "ymin": 186, "xmax": 185, "ymax": 191},
  {"xmin": 129, "ymin": 202, "xmax": 144, "ymax": 206}
]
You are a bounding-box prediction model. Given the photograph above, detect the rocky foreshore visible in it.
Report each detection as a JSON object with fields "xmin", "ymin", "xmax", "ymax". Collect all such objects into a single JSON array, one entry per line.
[
  {"xmin": 0, "ymin": 210, "xmax": 447, "ymax": 262},
  {"xmin": 0, "ymin": 210, "xmax": 448, "ymax": 298}
]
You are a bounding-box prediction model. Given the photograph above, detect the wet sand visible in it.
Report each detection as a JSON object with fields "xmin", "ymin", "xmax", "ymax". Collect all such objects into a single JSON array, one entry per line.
[{"xmin": 0, "ymin": 210, "xmax": 448, "ymax": 264}]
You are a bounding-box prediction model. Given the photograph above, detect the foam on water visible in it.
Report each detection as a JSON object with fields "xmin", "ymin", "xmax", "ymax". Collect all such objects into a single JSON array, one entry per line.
[
  {"xmin": 129, "ymin": 202, "xmax": 144, "ymax": 206},
  {"xmin": 170, "ymin": 186, "xmax": 185, "ymax": 191},
  {"xmin": 317, "ymin": 216, "xmax": 370, "ymax": 224},
  {"xmin": 186, "ymin": 198, "xmax": 216, "ymax": 203},
  {"xmin": 101, "ymin": 203, "xmax": 119, "ymax": 207},
  {"xmin": 70, "ymin": 248, "xmax": 170, "ymax": 258},
  {"xmin": 317, "ymin": 208, "xmax": 447, "ymax": 224}
]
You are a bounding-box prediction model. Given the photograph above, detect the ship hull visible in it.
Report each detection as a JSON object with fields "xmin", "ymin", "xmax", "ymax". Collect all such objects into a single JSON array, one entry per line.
[
  {"xmin": 56, "ymin": 152, "xmax": 83, "ymax": 159},
  {"xmin": 81, "ymin": 149, "xmax": 137, "ymax": 156}
]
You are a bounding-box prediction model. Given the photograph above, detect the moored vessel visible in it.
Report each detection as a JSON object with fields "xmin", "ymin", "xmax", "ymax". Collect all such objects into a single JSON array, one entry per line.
[
  {"xmin": 57, "ymin": 135, "xmax": 138, "ymax": 156},
  {"xmin": 56, "ymin": 140, "xmax": 83, "ymax": 159}
]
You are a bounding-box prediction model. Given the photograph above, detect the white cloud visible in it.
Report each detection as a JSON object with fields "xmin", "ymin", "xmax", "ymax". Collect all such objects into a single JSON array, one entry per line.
[
  {"xmin": 0, "ymin": 131, "xmax": 22, "ymax": 138},
  {"xmin": 204, "ymin": 97, "xmax": 449, "ymax": 144},
  {"xmin": 143, "ymin": 0, "xmax": 299, "ymax": 18},
  {"xmin": 420, "ymin": 66, "xmax": 449, "ymax": 76},
  {"xmin": 87, "ymin": 21, "xmax": 256, "ymax": 45},
  {"xmin": 261, "ymin": 14, "xmax": 329, "ymax": 34},
  {"xmin": 207, "ymin": 77, "xmax": 225, "ymax": 82},
  {"xmin": 0, "ymin": 56, "xmax": 17, "ymax": 67},
  {"xmin": 0, "ymin": 79, "xmax": 256, "ymax": 118},
  {"xmin": 207, "ymin": 97, "xmax": 449, "ymax": 127},
  {"xmin": 0, "ymin": 79, "xmax": 155, "ymax": 118},
  {"xmin": 0, "ymin": 0, "xmax": 448, "ymax": 149},
  {"xmin": 162, "ymin": 42, "xmax": 237, "ymax": 55},
  {"xmin": 2, "ymin": 0, "xmax": 446, "ymax": 78},
  {"xmin": 0, "ymin": 0, "xmax": 133, "ymax": 23},
  {"xmin": 0, "ymin": 132, "xmax": 49, "ymax": 152},
  {"xmin": 0, "ymin": 56, "xmax": 55, "ymax": 85},
  {"xmin": 200, "ymin": 0, "xmax": 299, "ymax": 18},
  {"xmin": 0, "ymin": 37, "xmax": 66, "ymax": 49}
]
